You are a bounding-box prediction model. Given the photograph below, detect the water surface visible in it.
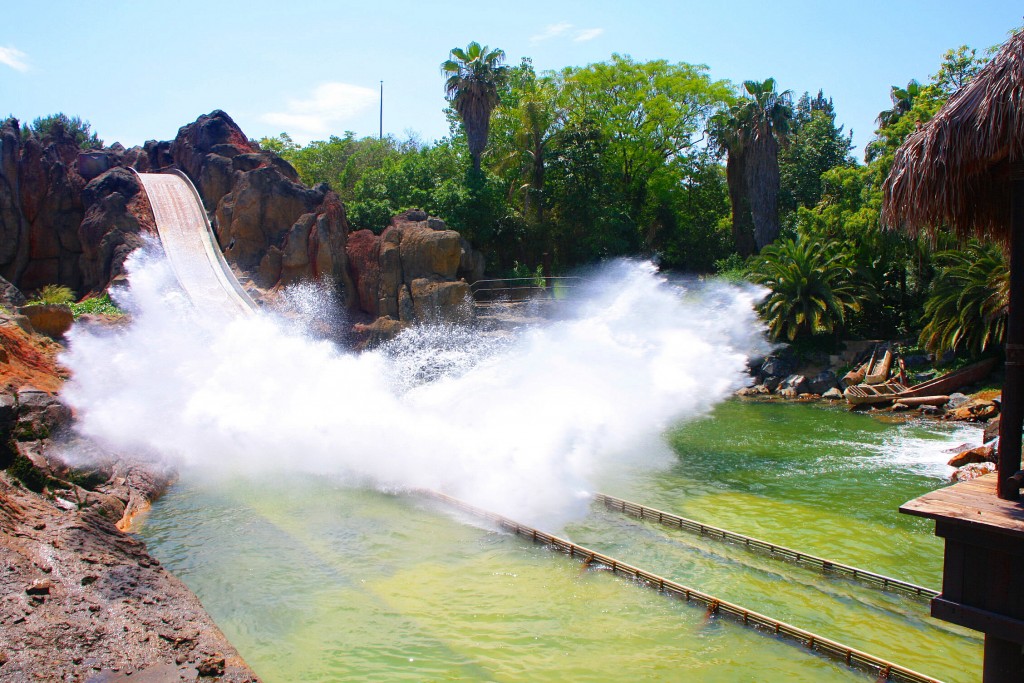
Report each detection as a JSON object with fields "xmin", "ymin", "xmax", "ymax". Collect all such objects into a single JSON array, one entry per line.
[{"xmin": 140, "ymin": 400, "xmax": 983, "ymax": 682}]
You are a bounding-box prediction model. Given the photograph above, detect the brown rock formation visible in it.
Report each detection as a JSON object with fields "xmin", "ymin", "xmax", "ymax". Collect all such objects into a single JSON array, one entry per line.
[
  {"xmin": 0, "ymin": 119, "xmax": 87, "ymax": 293},
  {"xmin": 346, "ymin": 209, "xmax": 476, "ymax": 328},
  {"xmin": 17, "ymin": 304, "xmax": 74, "ymax": 340},
  {"xmin": 79, "ymin": 167, "xmax": 156, "ymax": 291},
  {"xmin": 0, "ymin": 110, "xmax": 478, "ymax": 335}
]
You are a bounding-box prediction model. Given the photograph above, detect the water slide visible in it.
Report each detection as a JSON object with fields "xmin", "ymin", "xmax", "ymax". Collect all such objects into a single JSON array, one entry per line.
[{"xmin": 134, "ymin": 169, "xmax": 257, "ymax": 319}]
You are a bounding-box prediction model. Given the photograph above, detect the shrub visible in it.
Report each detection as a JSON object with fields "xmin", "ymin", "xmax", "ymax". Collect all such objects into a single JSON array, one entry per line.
[{"xmin": 29, "ymin": 284, "xmax": 75, "ymax": 306}]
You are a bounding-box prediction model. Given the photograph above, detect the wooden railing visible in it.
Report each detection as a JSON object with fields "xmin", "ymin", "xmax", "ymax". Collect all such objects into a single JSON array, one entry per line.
[
  {"xmin": 594, "ymin": 493, "xmax": 939, "ymax": 600},
  {"xmin": 419, "ymin": 490, "xmax": 946, "ymax": 683}
]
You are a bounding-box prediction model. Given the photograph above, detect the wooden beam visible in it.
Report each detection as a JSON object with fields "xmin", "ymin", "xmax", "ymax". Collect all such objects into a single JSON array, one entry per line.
[{"xmin": 999, "ymin": 175, "xmax": 1024, "ymax": 499}]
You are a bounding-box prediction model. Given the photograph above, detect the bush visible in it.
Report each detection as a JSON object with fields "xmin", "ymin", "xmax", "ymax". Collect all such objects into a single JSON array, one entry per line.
[{"xmin": 29, "ymin": 284, "xmax": 75, "ymax": 305}]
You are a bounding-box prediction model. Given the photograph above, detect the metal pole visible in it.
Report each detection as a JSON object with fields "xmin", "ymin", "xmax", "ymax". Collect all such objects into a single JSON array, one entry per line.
[
  {"xmin": 999, "ymin": 174, "xmax": 1024, "ymax": 500},
  {"xmin": 379, "ymin": 81, "xmax": 383, "ymax": 140}
]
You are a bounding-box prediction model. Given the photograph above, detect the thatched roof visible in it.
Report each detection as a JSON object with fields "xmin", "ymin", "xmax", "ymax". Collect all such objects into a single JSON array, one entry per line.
[{"xmin": 883, "ymin": 31, "xmax": 1024, "ymax": 241}]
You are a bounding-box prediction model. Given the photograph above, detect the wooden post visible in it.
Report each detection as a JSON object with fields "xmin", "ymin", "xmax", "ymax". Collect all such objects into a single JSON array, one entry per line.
[
  {"xmin": 983, "ymin": 635, "xmax": 1024, "ymax": 683},
  {"xmin": 999, "ymin": 175, "xmax": 1024, "ymax": 500}
]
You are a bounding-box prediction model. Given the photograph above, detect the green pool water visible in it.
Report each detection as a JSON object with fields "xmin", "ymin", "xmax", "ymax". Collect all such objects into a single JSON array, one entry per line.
[{"xmin": 139, "ymin": 400, "xmax": 984, "ymax": 682}]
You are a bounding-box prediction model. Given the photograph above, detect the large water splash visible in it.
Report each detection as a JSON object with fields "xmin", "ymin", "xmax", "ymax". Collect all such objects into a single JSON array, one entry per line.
[{"xmin": 61, "ymin": 249, "xmax": 768, "ymax": 526}]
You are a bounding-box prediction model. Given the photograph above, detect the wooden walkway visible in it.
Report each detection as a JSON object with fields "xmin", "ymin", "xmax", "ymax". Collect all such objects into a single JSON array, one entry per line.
[
  {"xmin": 595, "ymin": 492, "xmax": 939, "ymax": 600},
  {"xmin": 421, "ymin": 490, "xmax": 945, "ymax": 683}
]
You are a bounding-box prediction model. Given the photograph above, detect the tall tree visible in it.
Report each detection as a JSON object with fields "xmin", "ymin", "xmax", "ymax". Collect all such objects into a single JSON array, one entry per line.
[
  {"xmin": 779, "ymin": 90, "xmax": 855, "ymax": 214},
  {"xmin": 742, "ymin": 79, "xmax": 793, "ymax": 252},
  {"xmin": 441, "ymin": 42, "xmax": 508, "ymax": 172},
  {"xmin": 709, "ymin": 78, "xmax": 793, "ymax": 255},
  {"xmin": 557, "ymin": 54, "xmax": 731, "ymax": 249},
  {"xmin": 708, "ymin": 108, "xmax": 755, "ymax": 255}
]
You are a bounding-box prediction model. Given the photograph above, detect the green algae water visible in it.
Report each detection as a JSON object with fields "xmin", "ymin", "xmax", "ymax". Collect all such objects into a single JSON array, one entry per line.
[{"xmin": 139, "ymin": 400, "xmax": 984, "ymax": 682}]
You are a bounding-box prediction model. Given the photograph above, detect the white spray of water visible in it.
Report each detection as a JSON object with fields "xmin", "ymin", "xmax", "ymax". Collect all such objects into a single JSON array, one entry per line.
[{"xmin": 61, "ymin": 249, "xmax": 768, "ymax": 526}]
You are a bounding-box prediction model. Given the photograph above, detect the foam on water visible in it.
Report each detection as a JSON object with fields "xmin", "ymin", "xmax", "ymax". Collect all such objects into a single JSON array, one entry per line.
[{"xmin": 60, "ymin": 248, "xmax": 769, "ymax": 526}]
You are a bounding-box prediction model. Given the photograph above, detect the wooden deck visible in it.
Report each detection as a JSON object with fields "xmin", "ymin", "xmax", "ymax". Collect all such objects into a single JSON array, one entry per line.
[
  {"xmin": 900, "ymin": 473, "xmax": 1024, "ymax": 660},
  {"xmin": 900, "ymin": 474, "xmax": 1024, "ymax": 537}
]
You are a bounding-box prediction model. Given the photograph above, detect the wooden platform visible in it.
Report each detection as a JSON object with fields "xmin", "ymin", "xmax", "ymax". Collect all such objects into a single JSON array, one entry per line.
[
  {"xmin": 901, "ymin": 474, "xmax": 1024, "ymax": 536},
  {"xmin": 901, "ymin": 473, "xmax": 1024, "ymax": 650}
]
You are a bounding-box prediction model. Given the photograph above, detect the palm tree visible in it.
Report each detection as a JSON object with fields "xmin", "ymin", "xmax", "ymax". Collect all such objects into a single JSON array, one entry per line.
[
  {"xmin": 875, "ymin": 80, "xmax": 923, "ymax": 129},
  {"xmin": 708, "ymin": 106, "xmax": 756, "ymax": 256},
  {"xmin": 496, "ymin": 78, "xmax": 561, "ymax": 226},
  {"xmin": 740, "ymin": 79, "xmax": 793, "ymax": 252},
  {"xmin": 442, "ymin": 42, "xmax": 509, "ymax": 172},
  {"xmin": 708, "ymin": 78, "xmax": 792, "ymax": 256},
  {"xmin": 749, "ymin": 237, "xmax": 865, "ymax": 341},
  {"xmin": 920, "ymin": 241, "xmax": 1008, "ymax": 356}
]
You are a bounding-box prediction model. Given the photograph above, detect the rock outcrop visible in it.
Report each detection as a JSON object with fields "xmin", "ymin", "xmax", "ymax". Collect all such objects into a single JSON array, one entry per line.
[
  {"xmin": 0, "ymin": 110, "xmax": 481, "ymax": 337},
  {"xmin": 0, "ymin": 315, "xmax": 260, "ymax": 681},
  {"xmin": 346, "ymin": 210, "xmax": 474, "ymax": 332},
  {"xmin": 0, "ymin": 119, "xmax": 87, "ymax": 293},
  {"xmin": 78, "ymin": 166, "xmax": 155, "ymax": 290}
]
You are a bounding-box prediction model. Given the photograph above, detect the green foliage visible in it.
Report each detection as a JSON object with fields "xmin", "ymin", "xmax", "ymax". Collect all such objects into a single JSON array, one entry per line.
[
  {"xmin": 932, "ymin": 45, "xmax": 987, "ymax": 95},
  {"xmin": 559, "ymin": 54, "xmax": 732, "ymax": 251},
  {"xmin": 24, "ymin": 113, "xmax": 103, "ymax": 149},
  {"xmin": 7, "ymin": 453, "xmax": 49, "ymax": 493},
  {"xmin": 865, "ymin": 81, "xmax": 945, "ymax": 164},
  {"xmin": 69, "ymin": 293, "xmax": 124, "ymax": 319},
  {"xmin": 442, "ymin": 41, "xmax": 509, "ymax": 172},
  {"xmin": 29, "ymin": 284, "xmax": 75, "ymax": 305},
  {"xmin": 779, "ymin": 91, "xmax": 855, "ymax": 215},
  {"xmin": 712, "ymin": 252, "xmax": 750, "ymax": 283},
  {"xmin": 258, "ymin": 132, "xmax": 299, "ymax": 154},
  {"xmin": 920, "ymin": 242, "xmax": 1008, "ymax": 357},
  {"xmin": 748, "ymin": 237, "xmax": 866, "ymax": 341}
]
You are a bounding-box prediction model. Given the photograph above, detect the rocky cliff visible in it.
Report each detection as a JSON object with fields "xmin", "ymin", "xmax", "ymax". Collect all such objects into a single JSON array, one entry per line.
[{"xmin": 0, "ymin": 111, "xmax": 482, "ymax": 336}]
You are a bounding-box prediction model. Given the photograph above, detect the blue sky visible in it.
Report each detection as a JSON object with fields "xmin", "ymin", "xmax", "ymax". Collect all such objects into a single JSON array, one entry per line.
[{"xmin": 2, "ymin": 1, "xmax": 1021, "ymax": 160}]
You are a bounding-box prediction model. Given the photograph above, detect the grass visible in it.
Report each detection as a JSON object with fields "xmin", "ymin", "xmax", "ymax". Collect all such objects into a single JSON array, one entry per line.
[
  {"xmin": 68, "ymin": 293, "xmax": 125, "ymax": 319},
  {"xmin": 28, "ymin": 284, "xmax": 75, "ymax": 306}
]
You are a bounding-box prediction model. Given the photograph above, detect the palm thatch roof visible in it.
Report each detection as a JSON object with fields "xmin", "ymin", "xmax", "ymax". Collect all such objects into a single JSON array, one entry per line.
[{"xmin": 883, "ymin": 31, "xmax": 1024, "ymax": 241}]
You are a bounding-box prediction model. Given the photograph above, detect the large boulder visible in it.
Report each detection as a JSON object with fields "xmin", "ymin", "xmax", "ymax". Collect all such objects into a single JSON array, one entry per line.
[
  {"xmin": 807, "ymin": 370, "xmax": 840, "ymax": 395},
  {"xmin": 391, "ymin": 212, "xmax": 462, "ymax": 280},
  {"xmin": 78, "ymin": 167, "xmax": 155, "ymax": 291},
  {"xmin": 17, "ymin": 304, "xmax": 73, "ymax": 339},
  {"xmin": 215, "ymin": 166, "xmax": 325, "ymax": 269},
  {"xmin": 947, "ymin": 445, "xmax": 996, "ymax": 468},
  {"xmin": 410, "ymin": 278, "xmax": 472, "ymax": 323},
  {"xmin": 344, "ymin": 229, "xmax": 381, "ymax": 315},
  {"xmin": 346, "ymin": 210, "xmax": 475, "ymax": 328}
]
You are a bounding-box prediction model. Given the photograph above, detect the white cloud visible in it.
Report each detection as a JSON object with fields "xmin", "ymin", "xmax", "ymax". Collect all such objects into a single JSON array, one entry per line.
[
  {"xmin": 530, "ymin": 22, "xmax": 573, "ymax": 43},
  {"xmin": 0, "ymin": 46, "xmax": 29, "ymax": 72},
  {"xmin": 260, "ymin": 82, "xmax": 378, "ymax": 141},
  {"xmin": 573, "ymin": 28, "xmax": 604, "ymax": 42},
  {"xmin": 530, "ymin": 23, "xmax": 604, "ymax": 44}
]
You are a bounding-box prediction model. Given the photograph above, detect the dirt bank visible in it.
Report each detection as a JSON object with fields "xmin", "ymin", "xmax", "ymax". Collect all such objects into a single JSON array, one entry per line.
[{"xmin": 0, "ymin": 316, "xmax": 261, "ymax": 682}]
